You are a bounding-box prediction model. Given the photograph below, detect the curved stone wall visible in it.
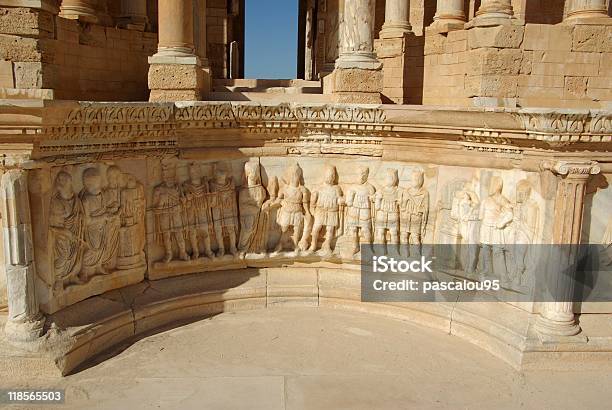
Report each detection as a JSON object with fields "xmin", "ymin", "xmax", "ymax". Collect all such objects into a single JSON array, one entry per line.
[{"xmin": 1, "ymin": 101, "xmax": 611, "ymax": 375}]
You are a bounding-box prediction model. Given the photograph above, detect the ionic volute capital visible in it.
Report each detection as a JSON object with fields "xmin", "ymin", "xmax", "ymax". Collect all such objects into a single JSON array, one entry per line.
[{"xmin": 540, "ymin": 160, "xmax": 601, "ymax": 179}]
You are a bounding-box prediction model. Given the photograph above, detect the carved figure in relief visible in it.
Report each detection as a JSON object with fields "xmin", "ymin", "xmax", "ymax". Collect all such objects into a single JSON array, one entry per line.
[
  {"xmin": 262, "ymin": 176, "xmax": 280, "ymax": 252},
  {"xmin": 345, "ymin": 166, "xmax": 376, "ymax": 255},
  {"xmin": 153, "ymin": 163, "xmax": 190, "ymax": 263},
  {"xmin": 479, "ymin": 176, "xmax": 513, "ymax": 281},
  {"xmin": 49, "ymin": 171, "xmax": 84, "ymax": 288},
  {"xmin": 181, "ymin": 164, "xmax": 214, "ymax": 259},
  {"xmin": 238, "ymin": 162, "xmax": 269, "ymax": 256},
  {"xmin": 451, "ymin": 185, "xmax": 480, "ymax": 274},
  {"xmin": 273, "ymin": 164, "xmax": 311, "ymax": 255},
  {"xmin": 80, "ymin": 167, "xmax": 112, "ymax": 278},
  {"xmin": 117, "ymin": 174, "xmax": 146, "ymax": 269},
  {"xmin": 510, "ymin": 179, "xmax": 539, "ymax": 285},
  {"xmin": 374, "ymin": 169, "xmax": 401, "ymax": 253},
  {"xmin": 102, "ymin": 166, "xmax": 122, "ymax": 270},
  {"xmin": 308, "ymin": 165, "xmax": 345, "ymax": 256},
  {"xmin": 209, "ymin": 167, "xmax": 239, "ymax": 257},
  {"xmin": 400, "ymin": 168, "xmax": 430, "ymax": 255}
]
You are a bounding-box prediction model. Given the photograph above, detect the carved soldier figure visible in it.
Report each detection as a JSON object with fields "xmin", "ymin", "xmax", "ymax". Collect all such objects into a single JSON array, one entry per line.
[
  {"xmin": 49, "ymin": 171, "xmax": 84, "ymax": 288},
  {"xmin": 374, "ymin": 169, "xmax": 401, "ymax": 253},
  {"xmin": 273, "ymin": 164, "xmax": 311, "ymax": 255},
  {"xmin": 80, "ymin": 167, "xmax": 111, "ymax": 279},
  {"xmin": 511, "ymin": 179, "xmax": 539, "ymax": 284},
  {"xmin": 479, "ymin": 176, "xmax": 513, "ymax": 281},
  {"xmin": 117, "ymin": 173, "xmax": 146, "ymax": 269},
  {"xmin": 181, "ymin": 163, "xmax": 214, "ymax": 259},
  {"xmin": 400, "ymin": 168, "xmax": 430, "ymax": 255},
  {"xmin": 346, "ymin": 166, "xmax": 376, "ymax": 255},
  {"xmin": 153, "ymin": 162, "xmax": 190, "ymax": 264},
  {"xmin": 209, "ymin": 167, "xmax": 239, "ymax": 257},
  {"xmin": 238, "ymin": 162, "xmax": 268, "ymax": 256},
  {"xmin": 102, "ymin": 165, "xmax": 122, "ymax": 270},
  {"xmin": 308, "ymin": 165, "xmax": 345, "ymax": 256}
]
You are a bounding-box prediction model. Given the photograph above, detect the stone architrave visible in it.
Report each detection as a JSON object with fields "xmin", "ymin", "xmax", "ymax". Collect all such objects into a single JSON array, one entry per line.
[
  {"xmin": 1, "ymin": 169, "xmax": 44, "ymax": 343},
  {"xmin": 535, "ymin": 160, "xmax": 601, "ymax": 340}
]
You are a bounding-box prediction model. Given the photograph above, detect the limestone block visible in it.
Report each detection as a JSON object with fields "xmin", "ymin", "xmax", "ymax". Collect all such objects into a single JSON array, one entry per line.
[
  {"xmin": 331, "ymin": 68, "xmax": 383, "ymax": 93},
  {"xmin": 148, "ymin": 63, "xmax": 204, "ymax": 90},
  {"xmin": 149, "ymin": 89, "xmax": 201, "ymax": 102},
  {"xmin": 518, "ymin": 74, "xmax": 564, "ymax": 88},
  {"xmin": 0, "ymin": 35, "xmax": 41, "ymax": 62},
  {"xmin": 466, "ymin": 74, "xmax": 518, "ymax": 98},
  {"xmin": 0, "ymin": 7, "xmax": 53, "ymax": 38},
  {"xmin": 572, "ymin": 25, "xmax": 607, "ymax": 53},
  {"xmin": 523, "ymin": 24, "xmax": 572, "ymax": 51},
  {"xmin": 468, "ymin": 48, "xmax": 523, "ymax": 76},
  {"xmin": 333, "ymin": 91, "xmax": 382, "ymax": 104},
  {"xmin": 424, "ymin": 31, "xmax": 446, "ymax": 55},
  {"xmin": 467, "ymin": 25, "xmax": 524, "ymax": 49},
  {"xmin": 564, "ymin": 76, "xmax": 588, "ymax": 99},
  {"xmin": 13, "ymin": 62, "xmax": 43, "ymax": 88},
  {"xmin": 520, "ymin": 51, "xmax": 532, "ymax": 74},
  {"xmin": 0, "ymin": 59, "xmax": 13, "ymax": 87}
]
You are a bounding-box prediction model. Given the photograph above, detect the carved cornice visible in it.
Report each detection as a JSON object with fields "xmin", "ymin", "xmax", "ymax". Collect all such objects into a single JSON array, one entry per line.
[{"xmin": 516, "ymin": 109, "xmax": 612, "ymax": 144}]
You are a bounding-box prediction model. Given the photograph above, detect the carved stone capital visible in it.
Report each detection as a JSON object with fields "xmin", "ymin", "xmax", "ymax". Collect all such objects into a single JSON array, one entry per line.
[{"xmin": 540, "ymin": 160, "xmax": 601, "ymax": 179}]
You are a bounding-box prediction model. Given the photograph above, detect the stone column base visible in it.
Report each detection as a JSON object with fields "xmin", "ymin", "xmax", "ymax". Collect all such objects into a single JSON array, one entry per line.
[
  {"xmin": 4, "ymin": 314, "xmax": 45, "ymax": 343},
  {"xmin": 323, "ymin": 67, "xmax": 383, "ymax": 104},
  {"xmin": 148, "ymin": 55, "xmax": 209, "ymax": 102}
]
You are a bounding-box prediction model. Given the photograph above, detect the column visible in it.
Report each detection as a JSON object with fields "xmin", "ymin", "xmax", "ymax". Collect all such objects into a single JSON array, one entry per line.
[
  {"xmin": 194, "ymin": 0, "xmax": 208, "ymax": 65},
  {"xmin": 431, "ymin": 0, "xmax": 466, "ymax": 31},
  {"xmin": 148, "ymin": 0, "xmax": 204, "ymax": 101},
  {"xmin": 471, "ymin": 0, "xmax": 514, "ymax": 26},
  {"xmin": 336, "ymin": 0, "xmax": 381, "ymax": 68},
  {"xmin": 380, "ymin": 0, "xmax": 412, "ymax": 38},
  {"xmin": 119, "ymin": 0, "xmax": 148, "ymax": 30},
  {"xmin": 156, "ymin": 0, "xmax": 195, "ymax": 57},
  {"xmin": 59, "ymin": 0, "xmax": 99, "ymax": 23},
  {"xmin": 535, "ymin": 160, "xmax": 601, "ymax": 339},
  {"xmin": 565, "ymin": 0, "xmax": 610, "ymax": 22},
  {"xmin": 326, "ymin": 0, "xmax": 382, "ymax": 103},
  {"xmin": 1, "ymin": 170, "xmax": 44, "ymax": 343}
]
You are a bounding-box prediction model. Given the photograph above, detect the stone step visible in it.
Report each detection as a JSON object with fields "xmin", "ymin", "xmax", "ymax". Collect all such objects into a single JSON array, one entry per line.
[
  {"xmin": 205, "ymin": 91, "xmax": 332, "ymax": 103},
  {"xmin": 212, "ymin": 79, "xmax": 323, "ymax": 94}
]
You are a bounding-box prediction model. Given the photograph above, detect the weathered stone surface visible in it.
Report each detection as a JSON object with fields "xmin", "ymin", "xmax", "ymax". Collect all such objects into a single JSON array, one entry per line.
[
  {"xmin": 0, "ymin": 7, "xmax": 54, "ymax": 38},
  {"xmin": 148, "ymin": 63, "xmax": 203, "ymax": 90},
  {"xmin": 0, "ymin": 35, "xmax": 40, "ymax": 62},
  {"xmin": 331, "ymin": 67, "xmax": 383, "ymax": 93},
  {"xmin": 424, "ymin": 31, "xmax": 447, "ymax": 55},
  {"xmin": 466, "ymin": 74, "xmax": 519, "ymax": 97},
  {"xmin": 565, "ymin": 76, "xmax": 588, "ymax": 99},
  {"xmin": 468, "ymin": 48, "xmax": 523, "ymax": 76},
  {"xmin": 149, "ymin": 89, "xmax": 201, "ymax": 101},
  {"xmin": 0, "ymin": 59, "xmax": 13, "ymax": 87},
  {"xmin": 467, "ymin": 25, "xmax": 524, "ymax": 49},
  {"xmin": 572, "ymin": 25, "xmax": 607, "ymax": 52}
]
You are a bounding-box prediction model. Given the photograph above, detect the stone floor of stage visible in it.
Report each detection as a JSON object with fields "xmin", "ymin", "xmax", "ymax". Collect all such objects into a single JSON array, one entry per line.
[{"xmin": 6, "ymin": 307, "xmax": 612, "ymax": 409}]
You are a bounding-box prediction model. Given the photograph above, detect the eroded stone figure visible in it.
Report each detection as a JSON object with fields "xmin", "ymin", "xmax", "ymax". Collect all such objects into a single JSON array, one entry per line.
[
  {"xmin": 345, "ymin": 166, "xmax": 375, "ymax": 255},
  {"xmin": 181, "ymin": 163, "xmax": 214, "ymax": 259},
  {"xmin": 479, "ymin": 176, "xmax": 513, "ymax": 281},
  {"xmin": 117, "ymin": 174, "xmax": 146, "ymax": 269},
  {"xmin": 273, "ymin": 164, "xmax": 311, "ymax": 255},
  {"xmin": 102, "ymin": 165, "xmax": 122, "ymax": 270},
  {"xmin": 375, "ymin": 169, "xmax": 401, "ymax": 253},
  {"xmin": 153, "ymin": 162, "xmax": 190, "ymax": 263},
  {"xmin": 452, "ymin": 185, "xmax": 480, "ymax": 274},
  {"xmin": 80, "ymin": 167, "xmax": 113, "ymax": 279},
  {"xmin": 209, "ymin": 167, "xmax": 239, "ymax": 257},
  {"xmin": 238, "ymin": 162, "xmax": 268, "ymax": 256},
  {"xmin": 510, "ymin": 179, "xmax": 539, "ymax": 285},
  {"xmin": 49, "ymin": 171, "xmax": 84, "ymax": 288},
  {"xmin": 308, "ymin": 165, "xmax": 345, "ymax": 256},
  {"xmin": 400, "ymin": 168, "xmax": 430, "ymax": 255}
]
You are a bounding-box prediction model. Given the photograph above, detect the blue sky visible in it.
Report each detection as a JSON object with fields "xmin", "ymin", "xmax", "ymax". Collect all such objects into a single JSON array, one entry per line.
[{"xmin": 244, "ymin": 0, "xmax": 298, "ymax": 79}]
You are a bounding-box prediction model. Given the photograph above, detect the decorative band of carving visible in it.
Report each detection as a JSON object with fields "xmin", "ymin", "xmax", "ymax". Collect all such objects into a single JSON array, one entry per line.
[
  {"xmin": 541, "ymin": 160, "xmax": 601, "ymax": 177},
  {"xmin": 517, "ymin": 110, "xmax": 612, "ymax": 143}
]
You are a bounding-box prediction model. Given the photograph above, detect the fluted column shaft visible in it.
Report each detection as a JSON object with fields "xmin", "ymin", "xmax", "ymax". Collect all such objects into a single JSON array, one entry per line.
[
  {"xmin": 380, "ymin": 0, "xmax": 412, "ymax": 38},
  {"xmin": 536, "ymin": 161, "xmax": 601, "ymax": 338},
  {"xmin": 156, "ymin": 0, "xmax": 195, "ymax": 57},
  {"xmin": 337, "ymin": 0, "xmax": 380, "ymax": 69},
  {"xmin": 565, "ymin": 0, "xmax": 610, "ymax": 21}
]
